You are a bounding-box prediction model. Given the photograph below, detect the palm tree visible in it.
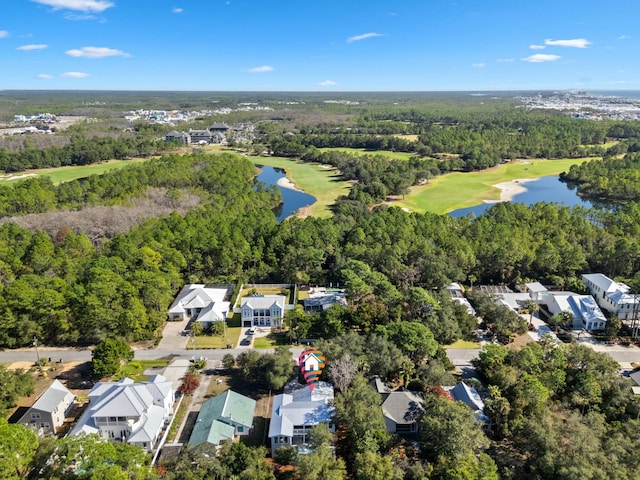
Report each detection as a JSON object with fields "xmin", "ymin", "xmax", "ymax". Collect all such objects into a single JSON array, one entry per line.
[{"xmin": 525, "ymin": 299, "xmax": 539, "ymax": 328}]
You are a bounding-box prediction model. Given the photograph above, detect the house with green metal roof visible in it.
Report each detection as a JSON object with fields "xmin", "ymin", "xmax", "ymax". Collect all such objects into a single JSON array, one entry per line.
[{"xmin": 189, "ymin": 390, "xmax": 256, "ymax": 447}]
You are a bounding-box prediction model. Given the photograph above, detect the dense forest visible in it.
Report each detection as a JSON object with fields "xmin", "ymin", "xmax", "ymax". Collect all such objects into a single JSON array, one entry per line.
[{"xmin": 3, "ymin": 92, "xmax": 640, "ymax": 479}]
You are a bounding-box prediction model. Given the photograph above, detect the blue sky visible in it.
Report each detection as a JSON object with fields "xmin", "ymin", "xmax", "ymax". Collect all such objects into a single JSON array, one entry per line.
[{"xmin": 1, "ymin": 0, "xmax": 639, "ymax": 91}]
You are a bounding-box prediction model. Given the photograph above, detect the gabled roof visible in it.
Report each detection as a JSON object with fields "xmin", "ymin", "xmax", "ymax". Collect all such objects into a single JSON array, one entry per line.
[
  {"xmin": 189, "ymin": 418, "xmax": 235, "ymax": 447},
  {"xmin": 69, "ymin": 376, "xmax": 173, "ymax": 439},
  {"xmin": 269, "ymin": 382, "xmax": 334, "ymax": 439},
  {"xmin": 449, "ymin": 382, "xmax": 484, "ymax": 411},
  {"xmin": 241, "ymin": 295, "xmax": 286, "ymax": 310},
  {"xmin": 582, "ymin": 273, "xmax": 618, "ymax": 293},
  {"xmin": 567, "ymin": 295, "xmax": 607, "ymax": 323},
  {"xmin": 381, "ymin": 391, "xmax": 424, "ymax": 426},
  {"xmin": 525, "ymin": 282, "xmax": 548, "ymax": 293},
  {"xmin": 23, "ymin": 379, "xmax": 74, "ymax": 415},
  {"xmin": 169, "ymin": 284, "xmax": 228, "ymax": 315}
]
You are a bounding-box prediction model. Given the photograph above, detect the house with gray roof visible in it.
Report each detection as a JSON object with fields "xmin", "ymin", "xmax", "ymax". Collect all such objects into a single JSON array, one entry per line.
[
  {"xmin": 241, "ymin": 294, "xmax": 286, "ymax": 328},
  {"xmin": 380, "ymin": 390, "xmax": 424, "ymax": 434},
  {"xmin": 165, "ymin": 130, "xmax": 191, "ymax": 144},
  {"xmin": 68, "ymin": 375, "xmax": 174, "ymax": 453},
  {"xmin": 582, "ymin": 273, "xmax": 640, "ymax": 321},
  {"xmin": 189, "ymin": 390, "xmax": 256, "ymax": 447},
  {"xmin": 303, "ymin": 287, "xmax": 347, "ymax": 313},
  {"xmin": 268, "ymin": 382, "xmax": 335, "ymax": 455},
  {"xmin": 18, "ymin": 379, "xmax": 75, "ymax": 435}
]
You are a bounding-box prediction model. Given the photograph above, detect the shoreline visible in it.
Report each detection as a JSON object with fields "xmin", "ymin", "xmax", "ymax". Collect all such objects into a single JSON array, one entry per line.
[
  {"xmin": 276, "ymin": 175, "xmax": 303, "ymax": 192},
  {"xmin": 484, "ymin": 178, "xmax": 536, "ymax": 203}
]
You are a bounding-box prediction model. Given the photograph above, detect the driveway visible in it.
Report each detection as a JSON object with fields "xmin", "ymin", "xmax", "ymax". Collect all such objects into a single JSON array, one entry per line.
[{"xmin": 156, "ymin": 319, "xmax": 190, "ymax": 351}]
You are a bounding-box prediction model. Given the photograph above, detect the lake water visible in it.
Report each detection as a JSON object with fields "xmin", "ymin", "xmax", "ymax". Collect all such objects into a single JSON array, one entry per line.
[
  {"xmin": 449, "ymin": 176, "xmax": 596, "ymax": 218},
  {"xmin": 255, "ymin": 165, "xmax": 316, "ymax": 221}
]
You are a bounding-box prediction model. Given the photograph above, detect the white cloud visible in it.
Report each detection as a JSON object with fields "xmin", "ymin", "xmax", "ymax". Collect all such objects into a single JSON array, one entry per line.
[
  {"xmin": 472, "ymin": 63, "xmax": 486, "ymax": 68},
  {"xmin": 522, "ymin": 54, "xmax": 561, "ymax": 63},
  {"xmin": 0, "ymin": 30, "xmax": 8, "ymax": 38},
  {"xmin": 37, "ymin": 73, "xmax": 53, "ymax": 79},
  {"xmin": 497, "ymin": 58, "xmax": 515, "ymax": 62},
  {"xmin": 17, "ymin": 44, "xmax": 48, "ymax": 51},
  {"xmin": 172, "ymin": 7, "xmax": 183, "ymax": 13},
  {"xmin": 529, "ymin": 44, "xmax": 546, "ymax": 50},
  {"xmin": 64, "ymin": 13, "xmax": 97, "ymax": 20},
  {"xmin": 617, "ymin": 35, "xmax": 631, "ymax": 40},
  {"xmin": 247, "ymin": 65, "xmax": 274, "ymax": 73},
  {"xmin": 347, "ymin": 32, "xmax": 383, "ymax": 43},
  {"xmin": 544, "ymin": 38, "xmax": 591, "ymax": 48},
  {"xmin": 65, "ymin": 46, "xmax": 130, "ymax": 58},
  {"xmin": 318, "ymin": 80, "xmax": 337, "ymax": 86},
  {"xmin": 31, "ymin": 0, "xmax": 114, "ymax": 12},
  {"xmin": 62, "ymin": 71, "xmax": 90, "ymax": 78}
]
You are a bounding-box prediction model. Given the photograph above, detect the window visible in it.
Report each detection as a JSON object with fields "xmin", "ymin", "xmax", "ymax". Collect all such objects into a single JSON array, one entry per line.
[
  {"xmin": 237, "ymin": 426, "xmax": 244, "ymax": 433},
  {"xmin": 109, "ymin": 417, "xmax": 117, "ymax": 422},
  {"xmin": 31, "ymin": 412, "xmax": 41, "ymax": 420}
]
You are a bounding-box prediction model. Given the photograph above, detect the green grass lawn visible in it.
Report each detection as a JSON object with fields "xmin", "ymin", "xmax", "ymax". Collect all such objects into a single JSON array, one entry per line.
[
  {"xmin": 193, "ymin": 327, "xmax": 242, "ymax": 349},
  {"xmin": 394, "ymin": 157, "xmax": 594, "ymax": 214},
  {"xmin": 253, "ymin": 332, "xmax": 291, "ymax": 349},
  {"xmin": 253, "ymin": 156, "xmax": 350, "ymax": 218},
  {"xmin": 318, "ymin": 147, "xmax": 417, "ymax": 161},
  {"xmin": 239, "ymin": 287, "xmax": 293, "ymax": 304},
  {"xmin": 445, "ymin": 339, "xmax": 480, "ymax": 349},
  {"xmin": 0, "ymin": 158, "xmax": 151, "ymax": 185},
  {"xmin": 115, "ymin": 359, "xmax": 170, "ymax": 382}
]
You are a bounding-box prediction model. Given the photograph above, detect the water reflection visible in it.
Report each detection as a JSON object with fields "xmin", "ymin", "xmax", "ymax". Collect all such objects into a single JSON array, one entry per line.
[{"xmin": 254, "ymin": 165, "xmax": 316, "ymax": 221}]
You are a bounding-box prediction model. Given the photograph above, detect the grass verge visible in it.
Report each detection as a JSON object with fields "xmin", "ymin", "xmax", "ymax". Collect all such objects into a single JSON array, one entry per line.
[
  {"xmin": 115, "ymin": 359, "xmax": 170, "ymax": 382},
  {"xmin": 193, "ymin": 327, "xmax": 242, "ymax": 349}
]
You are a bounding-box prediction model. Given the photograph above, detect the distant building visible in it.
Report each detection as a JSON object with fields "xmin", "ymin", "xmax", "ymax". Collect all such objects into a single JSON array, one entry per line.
[
  {"xmin": 209, "ymin": 122, "xmax": 229, "ymax": 132},
  {"xmin": 369, "ymin": 377, "xmax": 424, "ymax": 434},
  {"xmin": 18, "ymin": 380, "xmax": 75, "ymax": 435},
  {"xmin": 446, "ymin": 283, "xmax": 476, "ymax": 316},
  {"xmin": 165, "ymin": 130, "xmax": 191, "ymax": 144},
  {"xmin": 444, "ymin": 381, "xmax": 490, "ymax": 425},
  {"xmin": 582, "ymin": 273, "xmax": 640, "ymax": 320}
]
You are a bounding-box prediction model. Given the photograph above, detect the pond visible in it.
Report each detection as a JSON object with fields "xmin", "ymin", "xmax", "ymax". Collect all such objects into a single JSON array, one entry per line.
[
  {"xmin": 255, "ymin": 165, "xmax": 316, "ymax": 221},
  {"xmin": 449, "ymin": 176, "xmax": 598, "ymax": 218}
]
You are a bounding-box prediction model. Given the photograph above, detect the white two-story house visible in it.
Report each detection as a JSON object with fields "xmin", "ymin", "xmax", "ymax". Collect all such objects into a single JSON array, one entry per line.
[
  {"xmin": 68, "ymin": 375, "xmax": 174, "ymax": 453},
  {"xmin": 582, "ymin": 273, "xmax": 640, "ymax": 320},
  {"xmin": 240, "ymin": 294, "xmax": 286, "ymax": 328}
]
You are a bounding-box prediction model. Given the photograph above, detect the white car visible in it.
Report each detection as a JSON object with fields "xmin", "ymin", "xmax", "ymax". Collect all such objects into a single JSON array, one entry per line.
[{"xmin": 247, "ymin": 327, "xmax": 256, "ymax": 335}]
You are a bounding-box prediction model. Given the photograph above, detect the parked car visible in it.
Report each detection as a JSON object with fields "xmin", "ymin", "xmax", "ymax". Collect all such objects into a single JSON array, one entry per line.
[
  {"xmin": 247, "ymin": 327, "xmax": 256, "ymax": 335},
  {"xmin": 241, "ymin": 337, "xmax": 251, "ymax": 345}
]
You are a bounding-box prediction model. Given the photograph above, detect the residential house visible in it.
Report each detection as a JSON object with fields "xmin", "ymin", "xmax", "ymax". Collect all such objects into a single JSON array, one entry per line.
[
  {"xmin": 268, "ymin": 382, "xmax": 335, "ymax": 454},
  {"xmin": 18, "ymin": 379, "xmax": 75, "ymax": 435},
  {"xmin": 381, "ymin": 390, "xmax": 425, "ymax": 434},
  {"xmin": 446, "ymin": 282, "xmax": 476, "ymax": 316},
  {"xmin": 302, "ymin": 287, "xmax": 347, "ymax": 313},
  {"xmin": 523, "ymin": 282, "xmax": 548, "ymax": 301},
  {"xmin": 165, "ymin": 131, "xmax": 191, "ymax": 144},
  {"xmin": 541, "ymin": 291, "xmax": 607, "ymax": 331},
  {"xmin": 189, "ymin": 390, "xmax": 256, "ymax": 447},
  {"xmin": 68, "ymin": 375, "xmax": 174, "ymax": 453},
  {"xmin": 370, "ymin": 377, "xmax": 424, "ymax": 434},
  {"xmin": 168, "ymin": 284, "xmax": 230, "ymax": 330},
  {"xmin": 188, "ymin": 129, "xmax": 224, "ymax": 144},
  {"xmin": 241, "ymin": 294, "xmax": 286, "ymax": 328},
  {"xmin": 582, "ymin": 273, "xmax": 640, "ymax": 320},
  {"xmin": 444, "ymin": 381, "xmax": 490, "ymax": 424}
]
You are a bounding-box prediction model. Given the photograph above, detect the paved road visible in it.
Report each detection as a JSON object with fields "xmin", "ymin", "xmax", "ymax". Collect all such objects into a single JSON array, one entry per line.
[{"xmin": 0, "ymin": 345, "xmax": 306, "ymax": 365}]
